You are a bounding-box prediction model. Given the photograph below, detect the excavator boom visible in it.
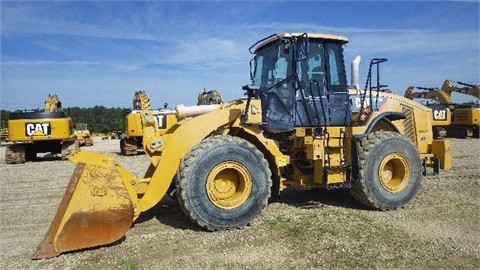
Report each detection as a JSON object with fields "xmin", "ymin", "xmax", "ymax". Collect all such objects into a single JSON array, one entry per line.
[
  {"xmin": 442, "ymin": 80, "xmax": 480, "ymax": 100},
  {"xmin": 45, "ymin": 94, "xmax": 62, "ymax": 112}
]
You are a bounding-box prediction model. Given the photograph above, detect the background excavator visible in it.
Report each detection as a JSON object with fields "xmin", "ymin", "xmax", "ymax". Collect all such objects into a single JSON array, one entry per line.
[
  {"xmin": 405, "ymin": 80, "xmax": 479, "ymax": 138},
  {"xmin": 34, "ymin": 33, "xmax": 451, "ymax": 259},
  {"xmin": 5, "ymin": 94, "xmax": 78, "ymax": 164},
  {"xmin": 404, "ymin": 86, "xmax": 452, "ymax": 138},
  {"xmin": 120, "ymin": 89, "xmax": 223, "ymax": 155},
  {"xmin": 197, "ymin": 88, "xmax": 223, "ymax": 105}
]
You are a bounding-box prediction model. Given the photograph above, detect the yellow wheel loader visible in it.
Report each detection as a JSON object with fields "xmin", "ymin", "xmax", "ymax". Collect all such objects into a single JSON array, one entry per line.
[
  {"xmin": 120, "ymin": 89, "xmax": 223, "ymax": 155},
  {"xmin": 120, "ymin": 91, "xmax": 178, "ymax": 155},
  {"xmin": 6, "ymin": 94, "xmax": 78, "ymax": 164},
  {"xmin": 73, "ymin": 123, "xmax": 93, "ymax": 146},
  {"xmin": 33, "ymin": 33, "xmax": 451, "ymax": 259}
]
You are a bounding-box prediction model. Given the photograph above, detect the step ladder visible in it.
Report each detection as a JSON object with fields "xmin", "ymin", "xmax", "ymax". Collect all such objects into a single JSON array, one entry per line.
[{"xmin": 322, "ymin": 128, "xmax": 351, "ymax": 189}]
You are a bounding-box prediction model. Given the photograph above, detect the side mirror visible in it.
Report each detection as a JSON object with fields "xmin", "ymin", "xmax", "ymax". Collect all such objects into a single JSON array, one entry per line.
[{"xmin": 249, "ymin": 57, "xmax": 256, "ymax": 84}]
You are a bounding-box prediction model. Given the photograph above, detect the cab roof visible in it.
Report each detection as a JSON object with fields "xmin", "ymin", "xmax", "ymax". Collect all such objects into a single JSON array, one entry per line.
[{"xmin": 254, "ymin": 33, "xmax": 349, "ymax": 53}]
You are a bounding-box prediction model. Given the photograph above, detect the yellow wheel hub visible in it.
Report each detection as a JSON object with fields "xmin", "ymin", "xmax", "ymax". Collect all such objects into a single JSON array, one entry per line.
[
  {"xmin": 206, "ymin": 161, "xmax": 252, "ymax": 209},
  {"xmin": 379, "ymin": 153, "xmax": 410, "ymax": 193}
]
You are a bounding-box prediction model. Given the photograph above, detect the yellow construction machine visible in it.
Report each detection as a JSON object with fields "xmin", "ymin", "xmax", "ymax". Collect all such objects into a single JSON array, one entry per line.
[
  {"xmin": 0, "ymin": 128, "xmax": 8, "ymax": 142},
  {"xmin": 120, "ymin": 91, "xmax": 178, "ymax": 155},
  {"xmin": 6, "ymin": 94, "xmax": 78, "ymax": 164},
  {"xmin": 441, "ymin": 80, "xmax": 479, "ymax": 101},
  {"xmin": 197, "ymin": 88, "xmax": 223, "ymax": 105},
  {"xmin": 33, "ymin": 33, "xmax": 451, "ymax": 259},
  {"xmin": 405, "ymin": 80, "xmax": 479, "ymax": 138},
  {"xmin": 120, "ymin": 89, "xmax": 223, "ymax": 155},
  {"xmin": 441, "ymin": 80, "xmax": 480, "ymax": 138},
  {"xmin": 404, "ymin": 86, "xmax": 452, "ymax": 138},
  {"xmin": 73, "ymin": 123, "xmax": 93, "ymax": 146}
]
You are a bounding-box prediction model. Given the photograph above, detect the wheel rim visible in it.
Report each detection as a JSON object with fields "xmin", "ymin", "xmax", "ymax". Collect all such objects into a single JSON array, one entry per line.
[
  {"xmin": 206, "ymin": 161, "xmax": 252, "ymax": 209},
  {"xmin": 378, "ymin": 153, "xmax": 410, "ymax": 193}
]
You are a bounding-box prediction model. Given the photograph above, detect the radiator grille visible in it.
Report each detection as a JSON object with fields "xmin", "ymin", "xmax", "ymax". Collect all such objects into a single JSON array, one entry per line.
[
  {"xmin": 455, "ymin": 110, "xmax": 469, "ymax": 122},
  {"xmin": 401, "ymin": 106, "xmax": 415, "ymax": 142}
]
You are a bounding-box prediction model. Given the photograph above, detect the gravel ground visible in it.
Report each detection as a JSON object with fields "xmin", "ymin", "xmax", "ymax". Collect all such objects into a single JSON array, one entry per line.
[{"xmin": 0, "ymin": 137, "xmax": 479, "ymax": 269}]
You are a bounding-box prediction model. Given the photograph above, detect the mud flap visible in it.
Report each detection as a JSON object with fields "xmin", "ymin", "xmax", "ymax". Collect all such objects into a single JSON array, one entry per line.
[{"xmin": 33, "ymin": 161, "xmax": 135, "ymax": 259}]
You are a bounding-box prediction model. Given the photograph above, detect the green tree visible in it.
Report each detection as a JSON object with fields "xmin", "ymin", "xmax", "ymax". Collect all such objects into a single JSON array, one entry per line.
[
  {"xmin": 65, "ymin": 106, "xmax": 127, "ymax": 133},
  {"xmin": 1, "ymin": 110, "xmax": 11, "ymax": 129}
]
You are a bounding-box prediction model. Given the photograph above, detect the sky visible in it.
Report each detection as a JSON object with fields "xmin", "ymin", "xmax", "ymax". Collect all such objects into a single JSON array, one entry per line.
[{"xmin": 1, "ymin": 1, "xmax": 479, "ymax": 111}]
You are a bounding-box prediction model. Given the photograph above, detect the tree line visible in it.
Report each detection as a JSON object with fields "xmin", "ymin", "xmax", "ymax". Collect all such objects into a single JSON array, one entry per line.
[{"xmin": 1, "ymin": 106, "xmax": 128, "ymax": 134}]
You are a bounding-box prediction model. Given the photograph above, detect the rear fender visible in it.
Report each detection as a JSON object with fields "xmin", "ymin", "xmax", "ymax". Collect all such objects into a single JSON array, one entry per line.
[{"xmin": 356, "ymin": 112, "xmax": 404, "ymax": 139}]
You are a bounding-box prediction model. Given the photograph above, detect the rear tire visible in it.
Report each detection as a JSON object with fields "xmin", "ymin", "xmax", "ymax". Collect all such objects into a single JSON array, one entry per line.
[
  {"xmin": 350, "ymin": 131, "xmax": 422, "ymax": 210},
  {"xmin": 176, "ymin": 135, "xmax": 272, "ymax": 231}
]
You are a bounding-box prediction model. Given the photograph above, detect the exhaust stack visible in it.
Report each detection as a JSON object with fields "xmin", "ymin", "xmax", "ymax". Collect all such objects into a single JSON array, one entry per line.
[{"xmin": 351, "ymin": 55, "xmax": 361, "ymax": 89}]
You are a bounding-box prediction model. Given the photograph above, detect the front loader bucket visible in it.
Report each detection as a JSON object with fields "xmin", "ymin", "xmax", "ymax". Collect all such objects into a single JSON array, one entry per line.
[{"xmin": 33, "ymin": 152, "xmax": 135, "ymax": 259}]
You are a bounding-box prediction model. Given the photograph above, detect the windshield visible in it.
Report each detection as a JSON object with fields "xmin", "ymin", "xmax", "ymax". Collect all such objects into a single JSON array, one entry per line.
[
  {"xmin": 250, "ymin": 35, "xmax": 350, "ymax": 133},
  {"xmin": 252, "ymin": 39, "xmax": 346, "ymax": 95},
  {"xmin": 75, "ymin": 124, "xmax": 86, "ymax": 130},
  {"xmin": 252, "ymin": 39, "xmax": 291, "ymax": 90}
]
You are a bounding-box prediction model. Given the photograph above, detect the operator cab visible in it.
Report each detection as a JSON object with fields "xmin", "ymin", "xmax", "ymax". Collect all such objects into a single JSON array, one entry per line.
[
  {"xmin": 74, "ymin": 123, "xmax": 87, "ymax": 131},
  {"xmin": 247, "ymin": 33, "xmax": 352, "ymax": 133}
]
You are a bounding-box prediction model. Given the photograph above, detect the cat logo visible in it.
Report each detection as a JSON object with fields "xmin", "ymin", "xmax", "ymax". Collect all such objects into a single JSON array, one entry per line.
[
  {"xmin": 25, "ymin": 122, "xmax": 51, "ymax": 136},
  {"xmin": 433, "ymin": 109, "xmax": 447, "ymax": 121},
  {"xmin": 154, "ymin": 115, "xmax": 166, "ymax": 129}
]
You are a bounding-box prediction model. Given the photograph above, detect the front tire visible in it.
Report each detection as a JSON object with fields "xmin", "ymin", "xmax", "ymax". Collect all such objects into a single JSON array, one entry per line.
[
  {"xmin": 350, "ymin": 131, "xmax": 422, "ymax": 210},
  {"xmin": 176, "ymin": 135, "xmax": 272, "ymax": 231}
]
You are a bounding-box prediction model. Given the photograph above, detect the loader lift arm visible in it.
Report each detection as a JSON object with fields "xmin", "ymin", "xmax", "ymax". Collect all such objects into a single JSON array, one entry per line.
[{"xmin": 136, "ymin": 100, "xmax": 245, "ymax": 214}]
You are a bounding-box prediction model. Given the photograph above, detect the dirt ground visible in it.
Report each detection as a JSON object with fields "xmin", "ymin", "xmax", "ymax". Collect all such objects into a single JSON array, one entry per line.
[{"xmin": 0, "ymin": 137, "xmax": 479, "ymax": 269}]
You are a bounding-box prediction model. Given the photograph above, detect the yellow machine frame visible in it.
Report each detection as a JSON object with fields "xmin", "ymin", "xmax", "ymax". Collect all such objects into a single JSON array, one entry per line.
[{"xmin": 33, "ymin": 33, "xmax": 452, "ymax": 259}]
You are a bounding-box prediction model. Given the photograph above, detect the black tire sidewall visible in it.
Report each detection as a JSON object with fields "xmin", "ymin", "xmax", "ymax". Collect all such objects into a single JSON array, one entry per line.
[
  {"xmin": 363, "ymin": 136, "xmax": 422, "ymax": 209},
  {"xmin": 180, "ymin": 138, "xmax": 270, "ymax": 230}
]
